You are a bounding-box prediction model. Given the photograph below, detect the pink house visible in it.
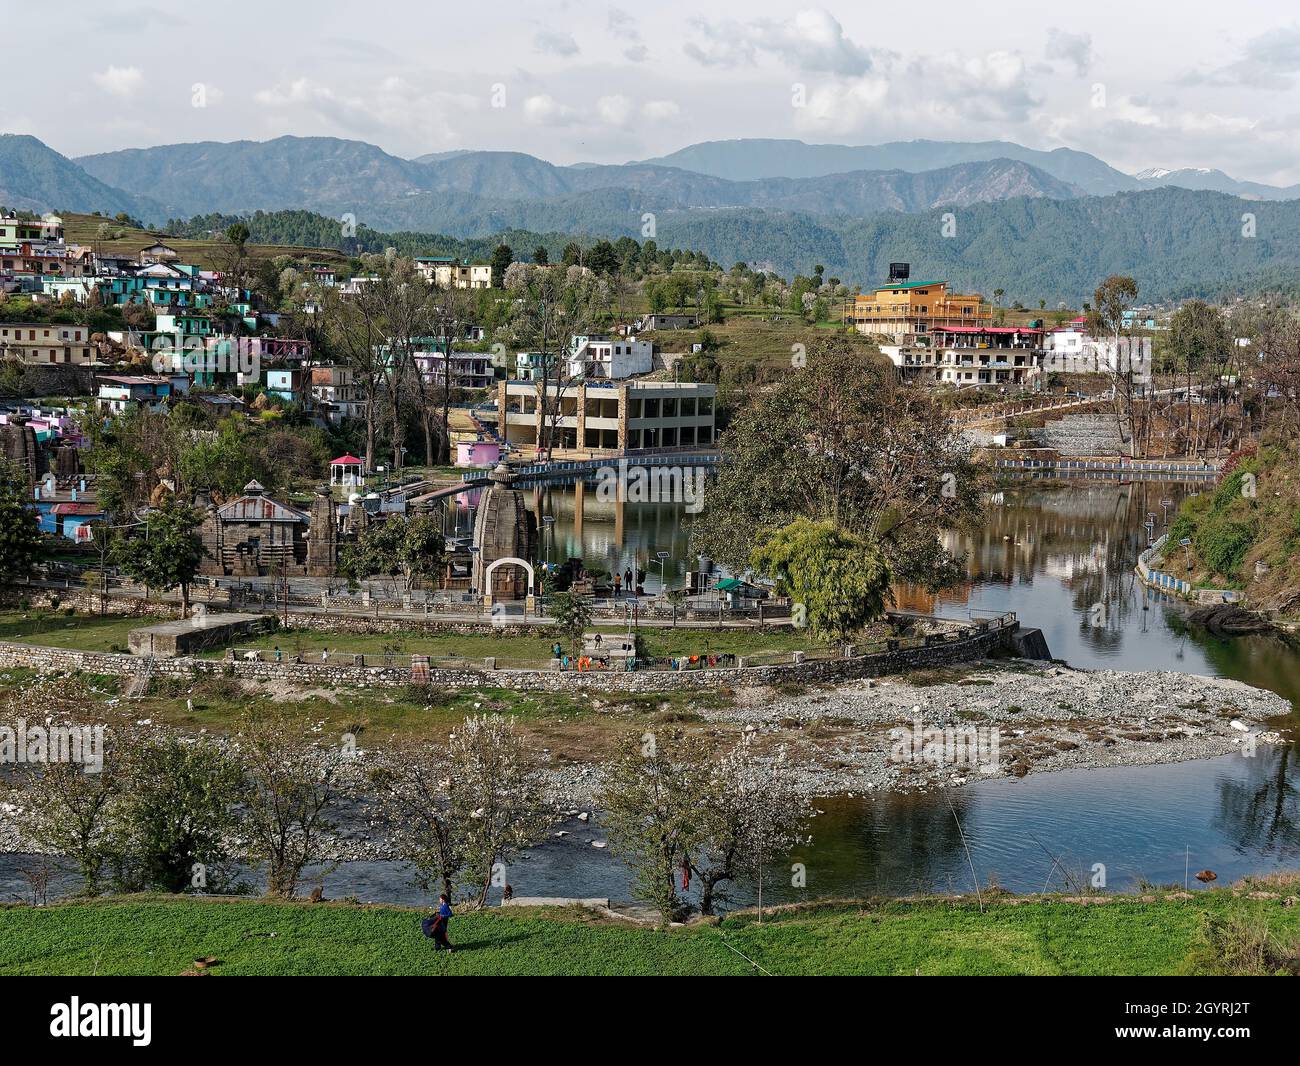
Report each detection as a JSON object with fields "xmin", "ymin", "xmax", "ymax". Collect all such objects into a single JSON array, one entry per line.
[{"xmin": 456, "ymin": 441, "xmax": 501, "ymax": 468}]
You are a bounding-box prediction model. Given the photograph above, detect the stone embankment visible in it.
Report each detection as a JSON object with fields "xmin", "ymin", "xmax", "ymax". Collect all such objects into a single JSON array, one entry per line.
[{"xmin": 0, "ymin": 614, "xmax": 1024, "ymax": 693}]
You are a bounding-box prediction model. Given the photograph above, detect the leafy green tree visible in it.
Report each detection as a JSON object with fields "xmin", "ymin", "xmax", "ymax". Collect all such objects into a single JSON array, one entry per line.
[
  {"xmin": 546, "ymin": 590, "xmax": 591, "ymax": 656},
  {"xmin": 490, "ymin": 243, "xmax": 514, "ymax": 285},
  {"xmin": 110, "ymin": 736, "xmax": 245, "ymax": 894},
  {"xmin": 113, "ymin": 498, "xmax": 206, "ymax": 613},
  {"xmin": 240, "ymin": 713, "xmax": 341, "ymax": 898},
  {"xmin": 531, "ymin": 245, "xmax": 549, "ymax": 265},
  {"xmin": 586, "ymin": 240, "xmax": 618, "ymax": 275},
  {"xmin": 598, "ymin": 729, "xmax": 702, "ymax": 923},
  {"xmin": 689, "ymin": 740, "xmax": 810, "ymax": 916},
  {"xmin": 750, "ymin": 518, "xmax": 890, "ymax": 637},
  {"xmin": 0, "ymin": 461, "xmax": 43, "ymax": 585},
  {"xmin": 692, "ymin": 338, "xmax": 982, "ymax": 590},
  {"xmin": 338, "ymin": 514, "xmax": 444, "ymax": 592}
]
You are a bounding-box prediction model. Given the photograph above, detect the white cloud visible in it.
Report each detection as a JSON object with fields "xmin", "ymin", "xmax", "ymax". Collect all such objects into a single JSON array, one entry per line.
[
  {"xmin": 1186, "ymin": 24, "xmax": 1300, "ymax": 90},
  {"xmin": 523, "ymin": 93, "xmax": 579, "ymax": 126},
  {"xmin": 93, "ymin": 65, "xmax": 143, "ymax": 98},
  {"xmin": 683, "ymin": 9, "xmax": 873, "ymax": 76},
  {"xmin": 534, "ymin": 30, "xmax": 579, "ymax": 57},
  {"xmin": 641, "ymin": 100, "xmax": 680, "ymax": 121},
  {"xmin": 1045, "ymin": 28, "xmax": 1092, "ymax": 77},
  {"xmin": 597, "ymin": 94, "xmax": 634, "ymax": 127},
  {"xmin": 254, "ymin": 76, "xmax": 480, "ymax": 146}
]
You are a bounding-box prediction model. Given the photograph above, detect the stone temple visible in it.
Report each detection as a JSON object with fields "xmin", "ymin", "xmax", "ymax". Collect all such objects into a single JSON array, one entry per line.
[{"xmin": 471, "ymin": 463, "xmax": 537, "ymax": 603}]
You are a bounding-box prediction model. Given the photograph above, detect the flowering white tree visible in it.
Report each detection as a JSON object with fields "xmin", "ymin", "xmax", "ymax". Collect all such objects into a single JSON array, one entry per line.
[
  {"xmin": 372, "ymin": 715, "xmax": 548, "ymax": 908},
  {"xmin": 689, "ymin": 742, "xmax": 810, "ymax": 916},
  {"xmin": 450, "ymin": 715, "xmax": 550, "ymax": 908}
]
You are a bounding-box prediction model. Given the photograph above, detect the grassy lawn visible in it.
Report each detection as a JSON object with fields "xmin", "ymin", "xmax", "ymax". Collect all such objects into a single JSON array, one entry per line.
[
  {"xmin": 220, "ymin": 623, "xmax": 833, "ymax": 665},
  {"xmin": 0, "ymin": 609, "xmax": 834, "ymax": 665},
  {"xmin": 0, "ymin": 609, "xmax": 142, "ymax": 653},
  {"xmin": 2, "ymin": 888, "xmax": 1295, "ymax": 975},
  {"xmin": 62, "ymin": 213, "xmax": 352, "ymax": 271},
  {"xmin": 0, "ymin": 662, "xmax": 741, "ymax": 757}
]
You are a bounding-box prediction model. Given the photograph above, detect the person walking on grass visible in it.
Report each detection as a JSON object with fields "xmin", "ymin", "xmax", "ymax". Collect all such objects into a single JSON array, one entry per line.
[{"xmin": 429, "ymin": 893, "xmax": 455, "ymax": 952}]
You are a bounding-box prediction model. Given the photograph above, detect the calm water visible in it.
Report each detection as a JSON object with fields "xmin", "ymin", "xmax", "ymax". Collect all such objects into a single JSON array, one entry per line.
[
  {"xmin": 6, "ymin": 479, "xmax": 1300, "ymax": 906},
  {"xmin": 446, "ymin": 482, "xmax": 696, "ymax": 594}
]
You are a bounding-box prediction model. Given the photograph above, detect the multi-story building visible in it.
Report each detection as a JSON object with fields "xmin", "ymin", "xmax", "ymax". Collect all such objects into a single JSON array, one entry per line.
[
  {"xmin": 0, "ymin": 322, "xmax": 95, "ymax": 365},
  {"xmin": 266, "ymin": 368, "xmax": 310, "ymax": 405},
  {"xmin": 497, "ymin": 379, "xmax": 716, "ymax": 454},
  {"xmin": 410, "ymin": 337, "xmax": 494, "ymax": 390},
  {"xmin": 311, "ymin": 365, "xmax": 368, "ymax": 424},
  {"xmin": 845, "ymin": 279, "xmax": 989, "ymax": 340},
  {"xmin": 567, "ymin": 334, "xmax": 653, "ymax": 380},
  {"xmin": 1045, "ymin": 325, "xmax": 1151, "ymax": 384},
  {"xmin": 0, "ymin": 214, "xmax": 62, "ymax": 244},
  {"xmin": 881, "ymin": 326, "xmax": 1044, "ymax": 388},
  {"xmin": 413, "ymin": 256, "xmax": 492, "ymax": 289},
  {"xmin": 515, "ymin": 351, "xmax": 554, "ymax": 382}
]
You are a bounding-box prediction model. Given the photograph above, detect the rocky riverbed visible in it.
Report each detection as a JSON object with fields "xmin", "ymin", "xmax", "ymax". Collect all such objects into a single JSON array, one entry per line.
[
  {"xmin": 695, "ymin": 659, "xmax": 1292, "ymax": 798},
  {"xmin": 1, "ymin": 660, "xmax": 1292, "ymax": 866}
]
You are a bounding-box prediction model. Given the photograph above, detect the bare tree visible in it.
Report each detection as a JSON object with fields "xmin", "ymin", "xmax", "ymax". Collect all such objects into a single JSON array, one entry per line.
[
  {"xmin": 450, "ymin": 715, "xmax": 549, "ymax": 908},
  {"xmin": 1089, "ymin": 275, "xmax": 1140, "ymax": 457},
  {"xmin": 1252, "ymin": 311, "xmax": 1300, "ymax": 439},
  {"xmin": 239, "ymin": 713, "xmax": 341, "ymax": 898},
  {"xmin": 370, "ymin": 715, "xmax": 547, "ymax": 908},
  {"xmin": 504, "ymin": 268, "xmax": 604, "ymax": 458},
  {"xmin": 8, "ymin": 676, "xmax": 125, "ymax": 896},
  {"xmin": 319, "ymin": 284, "xmax": 388, "ymax": 473},
  {"xmin": 370, "ymin": 744, "xmax": 463, "ymax": 903}
]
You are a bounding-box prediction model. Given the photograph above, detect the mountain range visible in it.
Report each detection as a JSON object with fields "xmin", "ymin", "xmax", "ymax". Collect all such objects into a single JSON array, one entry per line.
[{"xmin": 4, "ymin": 131, "xmax": 1300, "ymax": 302}]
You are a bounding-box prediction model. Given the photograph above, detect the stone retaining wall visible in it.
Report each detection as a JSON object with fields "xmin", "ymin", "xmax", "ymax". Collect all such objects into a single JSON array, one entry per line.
[{"xmin": 0, "ymin": 620, "xmax": 1018, "ymax": 693}]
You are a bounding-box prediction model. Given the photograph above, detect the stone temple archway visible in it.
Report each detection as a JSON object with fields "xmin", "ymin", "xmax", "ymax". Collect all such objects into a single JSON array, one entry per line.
[{"xmin": 483, "ymin": 556, "xmax": 535, "ymax": 609}]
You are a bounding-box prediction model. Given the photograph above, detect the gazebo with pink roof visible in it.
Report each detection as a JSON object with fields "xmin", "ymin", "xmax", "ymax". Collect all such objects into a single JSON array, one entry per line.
[{"xmin": 330, "ymin": 453, "xmax": 365, "ymax": 486}]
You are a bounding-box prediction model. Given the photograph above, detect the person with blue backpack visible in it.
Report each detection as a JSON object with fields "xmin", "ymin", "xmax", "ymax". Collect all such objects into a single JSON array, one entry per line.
[{"xmin": 421, "ymin": 893, "xmax": 456, "ymax": 952}]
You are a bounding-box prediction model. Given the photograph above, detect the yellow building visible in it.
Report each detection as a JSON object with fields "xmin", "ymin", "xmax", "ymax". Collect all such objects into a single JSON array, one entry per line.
[
  {"xmin": 413, "ymin": 257, "xmax": 492, "ymax": 289},
  {"xmin": 0, "ymin": 322, "xmax": 95, "ymax": 365},
  {"xmin": 845, "ymin": 279, "xmax": 989, "ymax": 339}
]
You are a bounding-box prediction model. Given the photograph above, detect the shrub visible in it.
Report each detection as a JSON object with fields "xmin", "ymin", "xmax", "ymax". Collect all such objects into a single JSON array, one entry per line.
[{"xmin": 1195, "ymin": 512, "xmax": 1257, "ymax": 577}]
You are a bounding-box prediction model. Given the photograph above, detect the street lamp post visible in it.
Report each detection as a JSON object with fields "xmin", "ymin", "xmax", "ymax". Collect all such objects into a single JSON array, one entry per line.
[{"xmin": 656, "ymin": 550, "xmax": 670, "ymax": 596}]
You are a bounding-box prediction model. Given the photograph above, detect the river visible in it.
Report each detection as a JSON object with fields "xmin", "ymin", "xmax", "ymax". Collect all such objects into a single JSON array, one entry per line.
[{"xmin": 5, "ymin": 478, "xmax": 1299, "ymax": 908}]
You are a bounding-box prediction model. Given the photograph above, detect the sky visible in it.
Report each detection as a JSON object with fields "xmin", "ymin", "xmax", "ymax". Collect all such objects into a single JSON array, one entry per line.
[{"xmin": 6, "ymin": 0, "xmax": 1300, "ymax": 183}]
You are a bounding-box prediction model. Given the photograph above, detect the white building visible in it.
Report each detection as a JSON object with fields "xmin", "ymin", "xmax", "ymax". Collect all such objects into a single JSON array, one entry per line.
[
  {"xmin": 567, "ymin": 334, "xmax": 653, "ymax": 380},
  {"xmin": 880, "ymin": 326, "xmax": 1044, "ymax": 388},
  {"xmin": 1045, "ymin": 328, "xmax": 1151, "ymax": 384}
]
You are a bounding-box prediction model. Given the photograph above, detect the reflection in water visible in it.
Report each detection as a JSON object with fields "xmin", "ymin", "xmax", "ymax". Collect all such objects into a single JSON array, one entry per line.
[
  {"xmin": 10, "ymin": 481, "xmax": 1300, "ymax": 905},
  {"xmin": 446, "ymin": 481, "xmax": 697, "ymax": 594},
  {"xmin": 903, "ymin": 482, "xmax": 1300, "ymax": 710},
  {"xmin": 441, "ymin": 479, "xmax": 1300, "ymax": 900}
]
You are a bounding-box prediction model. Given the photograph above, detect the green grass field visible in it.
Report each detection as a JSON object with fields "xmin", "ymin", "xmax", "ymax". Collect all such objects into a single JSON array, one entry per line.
[
  {"xmin": 0, "ymin": 609, "xmax": 832, "ymax": 664},
  {"xmin": 219, "ymin": 622, "xmax": 829, "ymax": 665},
  {"xmin": 1, "ymin": 888, "xmax": 1296, "ymax": 975},
  {"xmin": 0, "ymin": 609, "xmax": 142, "ymax": 652}
]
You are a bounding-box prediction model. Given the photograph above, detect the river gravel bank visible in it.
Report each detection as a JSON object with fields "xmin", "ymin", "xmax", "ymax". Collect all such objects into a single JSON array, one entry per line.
[{"xmin": 1, "ymin": 661, "xmax": 1292, "ymax": 865}]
